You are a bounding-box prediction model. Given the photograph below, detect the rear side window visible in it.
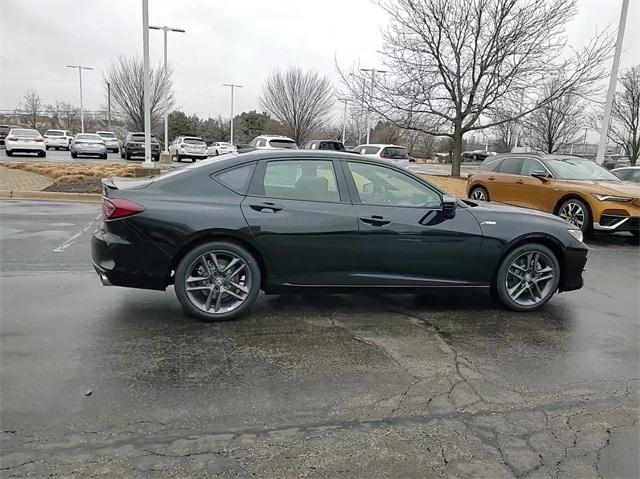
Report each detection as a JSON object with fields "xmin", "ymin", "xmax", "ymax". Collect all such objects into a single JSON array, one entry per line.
[
  {"xmin": 479, "ymin": 157, "xmax": 501, "ymax": 171},
  {"xmin": 497, "ymin": 157, "xmax": 523, "ymax": 174},
  {"xmin": 213, "ymin": 163, "xmax": 256, "ymax": 195}
]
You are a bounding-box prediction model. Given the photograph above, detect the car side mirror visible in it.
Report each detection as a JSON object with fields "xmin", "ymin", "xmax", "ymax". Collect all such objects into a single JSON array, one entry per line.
[
  {"xmin": 441, "ymin": 195, "xmax": 457, "ymax": 219},
  {"xmin": 531, "ymin": 170, "xmax": 550, "ymax": 182}
]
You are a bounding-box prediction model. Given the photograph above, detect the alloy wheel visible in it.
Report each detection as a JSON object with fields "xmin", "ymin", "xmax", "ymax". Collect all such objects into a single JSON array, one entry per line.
[
  {"xmin": 559, "ymin": 201, "xmax": 585, "ymax": 229},
  {"xmin": 184, "ymin": 250, "xmax": 252, "ymax": 315},
  {"xmin": 505, "ymin": 251, "xmax": 556, "ymax": 307},
  {"xmin": 471, "ymin": 188, "xmax": 487, "ymax": 201}
]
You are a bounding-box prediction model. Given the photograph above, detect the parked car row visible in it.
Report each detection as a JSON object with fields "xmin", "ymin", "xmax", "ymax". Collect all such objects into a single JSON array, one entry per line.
[{"xmin": 466, "ymin": 153, "xmax": 640, "ymax": 237}]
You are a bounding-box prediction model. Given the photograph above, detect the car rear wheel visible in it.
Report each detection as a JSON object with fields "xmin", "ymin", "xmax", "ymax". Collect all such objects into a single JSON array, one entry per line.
[
  {"xmin": 469, "ymin": 186, "xmax": 490, "ymax": 201},
  {"xmin": 71, "ymin": 151, "xmax": 77, "ymax": 158},
  {"xmin": 100, "ymin": 153, "xmax": 107, "ymax": 159},
  {"xmin": 125, "ymin": 152, "xmax": 132, "ymax": 160},
  {"xmin": 174, "ymin": 241, "xmax": 261, "ymax": 321},
  {"xmin": 176, "ymin": 153, "xmax": 182, "ymax": 162},
  {"xmin": 557, "ymin": 198, "xmax": 590, "ymax": 233},
  {"xmin": 38, "ymin": 151, "xmax": 46, "ymax": 158},
  {"xmin": 6, "ymin": 150, "xmax": 13, "ymax": 157},
  {"xmin": 495, "ymin": 243, "xmax": 560, "ymax": 312}
]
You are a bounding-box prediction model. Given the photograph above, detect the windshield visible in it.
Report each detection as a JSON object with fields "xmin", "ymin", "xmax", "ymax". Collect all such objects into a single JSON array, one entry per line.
[
  {"xmin": 11, "ymin": 129, "xmax": 39, "ymax": 137},
  {"xmin": 319, "ymin": 141, "xmax": 345, "ymax": 151},
  {"xmin": 269, "ymin": 139, "xmax": 297, "ymax": 149},
  {"xmin": 131, "ymin": 134, "xmax": 158, "ymax": 141},
  {"xmin": 77, "ymin": 134, "xmax": 102, "ymax": 140},
  {"xmin": 97, "ymin": 132, "xmax": 116, "ymax": 138},
  {"xmin": 184, "ymin": 138, "xmax": 206, "ymax": 145},
  {"xmin": 546, "ymin": 158, "xmax": 620, "ymax": 181}
]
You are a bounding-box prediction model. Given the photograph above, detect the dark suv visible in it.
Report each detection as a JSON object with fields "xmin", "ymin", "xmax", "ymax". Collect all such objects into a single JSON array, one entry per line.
[
  {"xmin": 121, "ymin": 132, "xmax": 161, "ymax": 161},
  {"xmin": 0, "ymin": 125, "xmax": 17, "ymax": 147}
]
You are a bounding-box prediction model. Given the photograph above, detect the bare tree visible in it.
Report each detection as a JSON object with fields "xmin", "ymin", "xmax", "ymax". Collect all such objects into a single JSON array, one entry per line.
[
  {"xmin": 259, "ymin": 67, "xmax": 335, "ymax": 145},
  {"xmin": 104, "ymin": 55, "xmax": 174, "ymax": 132},
  {"xmin": 19, "ymin": 90, "xmax": 44, "ymax": 129},
  {"xmin": 608, "ymin": 65, "xmax": 640, "ymax": 165},
  {"xmin": 340, "ymin": 0, "xmax": 610, "ymax": 176},
  {"xmin": 525, "ymin": 81, "xmax": 585, "ymax": 153},
  {"xmin": 490, "ymin": 109, "xmax": 519, "ymax": 152}
]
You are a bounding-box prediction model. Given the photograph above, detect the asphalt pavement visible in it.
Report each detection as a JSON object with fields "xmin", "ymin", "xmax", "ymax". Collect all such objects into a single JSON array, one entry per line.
[{"xmin": 1, "ymin": 200, "xmax": 638, "ymax": 477}]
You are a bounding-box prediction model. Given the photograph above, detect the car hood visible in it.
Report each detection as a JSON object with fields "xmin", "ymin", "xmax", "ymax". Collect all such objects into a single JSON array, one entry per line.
[
  {"xmin": 464, "ymin": 199, "xmax": 569, "ymax": 226},
  {"xmin": 553, "ymin": 179, "xmax": 640, "ymax": 197}
]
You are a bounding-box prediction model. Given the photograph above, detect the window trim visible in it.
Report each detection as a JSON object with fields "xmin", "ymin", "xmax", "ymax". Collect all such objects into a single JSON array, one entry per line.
[
  {"xmin": 340, "ymin": 159, "xmax": 444, "ymax": 209},
  {"xmin": 247, "ymin": 158, "xmax": 345, "ymax": 204}
]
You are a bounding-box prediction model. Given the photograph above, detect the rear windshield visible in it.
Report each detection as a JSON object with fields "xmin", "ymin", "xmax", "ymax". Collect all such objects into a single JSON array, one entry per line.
[
  {"xmin": 319, "ymin": 141, "xmax": 345, "ymax": 151},
  {"xmin": 98, "ymin": 132, "xmax": 116, "ymax": 138},
  {"xmin": 269, "ymin": 139, "xmax": 297, "ymax": 149},
  {"xmin": 382, "ymin": 147, "xmax": 408, "ymax": 158},
  {"xmin": 184, "ymin": 138, "xmax": 206, "ymax": 145},
  {"xmin": 11, "ymin": 129, "xmax": 39, "ymax": 137},
  {"xmin": 76, "ymin": 134, "xmax": 102, "ymax": 140},
  {"xmin": 46, "ymin": 130, "xmax": 64, "ymax": 136}
]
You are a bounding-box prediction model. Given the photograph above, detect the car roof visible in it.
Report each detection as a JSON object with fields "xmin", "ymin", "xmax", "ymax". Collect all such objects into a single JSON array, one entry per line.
[
  {"xmin": 612, "ymin": 166, "xmax": 640, "ymax": 170},
  {"xmin": 356, "ymin": 144, "xmax": 404, "ymax": 148},
  {"xmin": 96, "ymin": 130, "xmax": 115, "ymax": 134}
]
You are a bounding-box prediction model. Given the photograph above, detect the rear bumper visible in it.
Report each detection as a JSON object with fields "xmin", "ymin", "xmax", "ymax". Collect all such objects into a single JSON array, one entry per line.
[
  {"xmin": 559, "ymin": 247, "xmax": 588, "ymax": 292},
  {"xmin": 6, "ymin": 143, "xmax": 46, "ymax": 152},
  {"xmin": 74, "ymin": 148, "xmax": 107, "ymax": 156},
  {"xmin": 593, "ymin": 216, "xmax": 640, "ymax": 232},
  {"xmin": 45, "ymin": 139, "xmax": 69, "ymax": 147},
  {"xmin": 91, "ymin": 226, "xmax": 170, "ymax": 291}
]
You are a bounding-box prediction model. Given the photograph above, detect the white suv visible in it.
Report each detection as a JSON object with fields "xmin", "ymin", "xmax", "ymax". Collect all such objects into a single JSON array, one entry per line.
[
  {"xmin": 96, "ymin": 131, "xmax": 120, "ymax": 153},
  {"xmin": 249, "ymin": 135, "xmax": 297, "ymax": 150},
  {"xmin": 44, "ymin": 129, "xmax": 73, "ymax": 150},
  {"xmin": 169, "ymin": 136, "xmax": 208, "ymax": 162}
]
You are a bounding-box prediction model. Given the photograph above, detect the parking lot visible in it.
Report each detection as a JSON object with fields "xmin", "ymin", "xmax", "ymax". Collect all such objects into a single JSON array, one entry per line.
[{"xmin": 0, "ymin": 200, "xmax": 638, "ymax": 477}]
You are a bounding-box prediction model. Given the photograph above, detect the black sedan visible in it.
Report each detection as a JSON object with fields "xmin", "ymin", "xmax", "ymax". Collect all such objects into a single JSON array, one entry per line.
[{"xmin": 92, "ymin": 150, "xmax": 588, "ymax": 321}]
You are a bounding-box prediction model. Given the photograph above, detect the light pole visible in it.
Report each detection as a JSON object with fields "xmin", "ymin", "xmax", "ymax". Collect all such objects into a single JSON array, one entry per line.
[
  {"xmin": 106, "ymin": 81, "xmax": 111, "ymax": 130},
  {"xmin": 141, "ymin": 0, "xmax": 152, "ymax": 165},
  {"xmin": 66, "ymin": 64, "xmax": 93, "ymax": 132},
  {"xmin": 596, "ymin": 0, "xmax": 629, "ymax": 164},
  {"xmin": 223, "ymin": 83, "xmax": 242, "ymax": 145},
  {"xmin": 149, "ymin": 24, "xmax": 185, "ymax": 153},
  {"xmin": 338, "ymin": 97, "xmax": 348, "ymax": 144},
  {"xmin": 360, "ymin": 68, "xmax": 387, "ymax": 144}
]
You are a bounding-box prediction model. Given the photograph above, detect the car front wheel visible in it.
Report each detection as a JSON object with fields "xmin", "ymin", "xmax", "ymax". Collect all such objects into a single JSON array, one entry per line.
[
  {"xmin": 174, "ymin": 241, "xmax": 261, "ymax": 321},
  {"xmin": 557, "ymin": 198, "xmax": 590, "ymax": 234},
  {"xmin": 469, "ymin": 186, "xmax": 490, "ymax": 201},
  {"xmin": 495, "ymin": 243, "xmax": 560, "ymax": 312}
]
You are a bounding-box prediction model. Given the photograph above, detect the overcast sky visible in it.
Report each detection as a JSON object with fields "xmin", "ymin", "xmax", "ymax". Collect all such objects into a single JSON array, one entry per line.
[{"xmin": 1, "ymin": 0, "xmax": 638, "ymax": 121}]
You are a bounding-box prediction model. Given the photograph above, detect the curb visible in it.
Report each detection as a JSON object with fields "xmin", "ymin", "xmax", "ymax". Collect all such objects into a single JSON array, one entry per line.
[{"xmin": 0, "ymin": 190, "xmax": 101, "ymax": 203}]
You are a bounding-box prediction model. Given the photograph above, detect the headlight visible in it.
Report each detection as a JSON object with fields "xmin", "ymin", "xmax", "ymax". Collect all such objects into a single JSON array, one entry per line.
[
  {"xmin": 592, "ymin": 194, "xmax": 633, "ymax": 202},
  {"xmin": 567, "ymin": 229, "xmax": 584, "ymax": 243}
]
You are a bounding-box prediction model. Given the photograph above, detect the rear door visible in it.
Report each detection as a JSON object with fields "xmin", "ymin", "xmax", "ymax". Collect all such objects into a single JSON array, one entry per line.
[
  {"xmin": 490, "ymin": 156, "xmax": 524, "ymax": 204},
  {"xmin": 342, "ymin": 160, "xmax": 485, "ymax": 286},
  {"xmin": 241, "ymin": 158, "xmax": 360, "ymax": 286}
]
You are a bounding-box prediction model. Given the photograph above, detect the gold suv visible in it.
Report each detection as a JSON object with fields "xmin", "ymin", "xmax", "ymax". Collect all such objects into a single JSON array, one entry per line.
[{"xmin": 467, "ymin": 154, "xmax": 640, "ymax": 236}]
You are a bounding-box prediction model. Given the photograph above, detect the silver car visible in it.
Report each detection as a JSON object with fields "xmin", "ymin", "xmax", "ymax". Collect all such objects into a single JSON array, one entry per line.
[{"xmin": 70, "ymin": 133, "xmax": 108, "ymax": 159}]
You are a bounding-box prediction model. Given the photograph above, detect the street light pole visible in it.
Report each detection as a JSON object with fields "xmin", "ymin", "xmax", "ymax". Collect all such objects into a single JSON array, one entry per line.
[
  {"xmin": 338, "ymin": 97, "xmax": 348, "ymax": 144},
  {"xmin": 595, "ymin": 0, "xmax": 629, "ymax": 164},
  {"xmin": 66, "ymin": 65, "xmax": 93, "ymax": 133},
  {"xmin": 149, "ymin": 25, "xmax": 185, "ymax": 153},
  {"xmin": 223, "ymin": 83, "xmax": 242, "ymax": 145},
  {"xmin": 142, "ymin": 0, "xmax": 152, "ymax": 165},
  {"xmin": 106, "ymin": 81, "xmax": 111, "ymax": 131},
  {"xmin": 360, "ymin": 68, "xmax": 387, "ymax": 144}
]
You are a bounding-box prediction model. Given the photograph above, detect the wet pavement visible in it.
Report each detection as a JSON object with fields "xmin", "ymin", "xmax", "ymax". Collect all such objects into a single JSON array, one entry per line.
[{"xmin": 1, "ymin": 200, "xmax": 638, "ymax": 478}]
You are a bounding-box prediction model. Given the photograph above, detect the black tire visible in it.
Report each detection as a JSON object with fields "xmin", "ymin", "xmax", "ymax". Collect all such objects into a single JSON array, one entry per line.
[
  {"xmin": 176, "ymin": 153, "xmax": 182, "ymax": 162},
  {"xmin": 174, "ymin": 241, "xmax": 261, "ymax": 321},
  {"xmin": 6, "ymin": 150, "xmax": 13, "ymax": 157},
  {"xmin": 45, "ymin": 146, "xmax": 50, "ymax": 150},
  {"xmin": 495, "ymin": 243, "xmax": 560, "ymax": 312},
  {"xmin": 38, "ymin": 151, "xmax": 46, "ymax": 158},
  {"xmin": 125, "ymin": 152, "xmax": 132, "ymax": 161},
  {"xmin": 215, "ymin": 150, "xmax": 219, "ymax": 156},
  {"xmin": 469, "ymin": 186, "xmax": 490, "ymax": 202},
  {"xmin": 71, "ymin": 151, "xmax": 77, "ymax": 159},
  {"xmin": 557, "ymin": 198, "xmax": 591, "ymax": 234},
  {"xmin": 153, "ymin": 155, "xmax": 160, "ymax": 162},
  {"xmin": 100, "ymin": 153, "xmax": 108, "ymax": 159},
  {"xmin": 120, "ymin": 150, "xmax": 125, "ymax": 159}
]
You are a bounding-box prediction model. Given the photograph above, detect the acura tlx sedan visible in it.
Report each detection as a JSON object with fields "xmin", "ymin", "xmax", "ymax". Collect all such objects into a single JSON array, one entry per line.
[{"xmin": 91, "ymin": 150, "xmax": 588, "ymax": 321}]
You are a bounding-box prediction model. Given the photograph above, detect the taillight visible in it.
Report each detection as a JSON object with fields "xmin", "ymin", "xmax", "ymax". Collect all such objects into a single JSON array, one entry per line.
[
  {"xmin": 7, "ymin": 136, "xmax": 17, "ymax": 141},
  {"xmin": 35, "ymin": 137, "xmax": 44, "ymax": 142},
  {"xmin": 102, "ymin": 198, "xmax": 145, "ymax": 220},
  {"xmin": 380, "ymin": 151, "xmax": 388, "ymax": 158}
]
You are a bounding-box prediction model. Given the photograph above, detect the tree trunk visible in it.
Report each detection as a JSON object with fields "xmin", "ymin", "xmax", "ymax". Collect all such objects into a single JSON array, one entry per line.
[{"xmin": 451, "ymin": 128, "xmax": 462, "ymax": 177}]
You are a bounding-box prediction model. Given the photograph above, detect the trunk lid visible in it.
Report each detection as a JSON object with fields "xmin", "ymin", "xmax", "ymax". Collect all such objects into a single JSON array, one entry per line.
[{"xmin": 101, "ymin": 177, "xmax": 153, "ymax": 197}]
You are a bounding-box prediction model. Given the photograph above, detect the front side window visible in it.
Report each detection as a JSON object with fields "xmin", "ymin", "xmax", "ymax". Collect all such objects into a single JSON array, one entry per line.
[
  {"xmin": 262, "ymin": 160, "xmax": 339, "ymax": 202},
  {"xmin": 520, "ymin": 158, "xmax": 547, "ymax": 176},
  {"xmin": 347, "ymin": 162, "xmax": 441, "ymax": 208},
  {"xmin": 497, "ymin": 157, "xmax": 523, "ymax": 174}
]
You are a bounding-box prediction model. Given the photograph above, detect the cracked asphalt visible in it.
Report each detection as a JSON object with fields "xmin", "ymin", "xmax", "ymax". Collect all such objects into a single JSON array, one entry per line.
[{"xmin": 1, "ymin": 200, "xmax": 639, "ymax": 478}]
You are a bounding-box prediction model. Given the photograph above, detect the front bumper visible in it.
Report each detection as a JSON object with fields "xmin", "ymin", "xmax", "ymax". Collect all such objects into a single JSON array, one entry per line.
[
  {"xmin": 593, "ymin": 215, "xmax": 640, "ymax": 233},
  {"xmin": 91, "ymin": 226, "xmax": 170, "ymax": 291},
  {"xmin": 559, "ymin": 246, "xmax": 588, "ymax": 292},
  {"xmin": 125, "ymin": 146, "xmax": 161, "ymax": 156}
]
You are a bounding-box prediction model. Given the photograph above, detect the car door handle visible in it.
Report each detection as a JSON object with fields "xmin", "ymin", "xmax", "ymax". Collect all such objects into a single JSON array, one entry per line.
[
  {"xmin": 515, "ymin": 180, "xmax": 524, "ymax": 184},
  {"xmin": 248, "ymin": 202, "xmax": 284, "ymax": 213},
  {"xmin": 488, "ymin": 176, "xmax": 495, "ymax": 181},
  {"xmin": 359, "ymin": 215, "xmax": 391, "ymax": 226}
]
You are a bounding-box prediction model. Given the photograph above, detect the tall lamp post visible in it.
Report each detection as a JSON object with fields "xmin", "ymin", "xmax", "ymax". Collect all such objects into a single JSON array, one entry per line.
[
  {"xmin": 360, "ymin": 68, "xmax": 387, "ymax": 144},
  {"xmin": 149, "ymin": 24, "xmax": 185, "ymax": 153},
  {"xmin": 223, "ymin": 83, "xmax": 242, "ymax": 145},
  {"xmin": 338, "ymin": 97, "xmax": 349, "ymax": 144},
  {"xmin": 66, "ymin": 65, "xmax": 93, "ymax": 133}
]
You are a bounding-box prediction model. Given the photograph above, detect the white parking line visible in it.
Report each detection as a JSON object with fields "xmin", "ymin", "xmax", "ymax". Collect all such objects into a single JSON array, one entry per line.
[{"xmin": 53, "ymin": 214, "xmax": 101, "ymax": 253}]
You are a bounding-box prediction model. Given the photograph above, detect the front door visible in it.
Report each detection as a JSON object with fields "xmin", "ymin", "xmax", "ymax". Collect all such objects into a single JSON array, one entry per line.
[
  {"xmin": 241, "ymin": 158, "xmax": 360, "ymax": 286},
  {"xmin": 342, "ymin": 160, "xmax": 486, "ymax": 286}
]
